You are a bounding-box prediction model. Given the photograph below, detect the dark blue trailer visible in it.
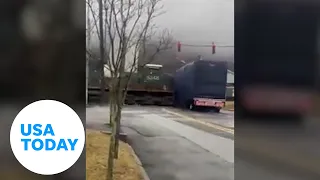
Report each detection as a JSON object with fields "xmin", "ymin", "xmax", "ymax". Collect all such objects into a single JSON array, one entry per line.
[{"xmin": 173, "ymin": 60, "xmax": 228, "ymax": 112}]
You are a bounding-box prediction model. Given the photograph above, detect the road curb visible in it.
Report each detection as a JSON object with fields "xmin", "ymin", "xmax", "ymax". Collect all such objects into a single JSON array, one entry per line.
[
  {"xmin": 127, "ymin": 145, "xmax": 151, "ymax": 180},
  {"xmin": 100, "ymin": 130, "xmax": 128, "ymax": 143},
  {"xmin": 99, "ymin": 129, "xmax": 150, "ymax": 180},
  {"xmin": 162, "ymin": 108, "xmax": 234, "ymax": 134}
]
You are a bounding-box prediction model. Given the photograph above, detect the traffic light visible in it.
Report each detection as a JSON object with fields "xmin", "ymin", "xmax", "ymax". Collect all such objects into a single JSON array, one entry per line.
[
  {"xmin": 212, "ymin": 42, "xmax": 216, "ymax": 54},
  {"xmin": 177, "ymin": 41, "xmax": 181, "ymax": 52}
]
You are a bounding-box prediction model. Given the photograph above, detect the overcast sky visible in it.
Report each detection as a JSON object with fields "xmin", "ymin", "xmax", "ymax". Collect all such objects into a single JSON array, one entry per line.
[
  {"xmin": 155, "ymin": 0, "xmax": 234, "ymax": 63},
  {"xmin": 87, "ymin": 0, "xmax": 234, "ymax": 67},
  {"xmin": 88, "ymin": 0, "xmax": 233, "ymax": 44},
  {"xmin": 157, "ymin": 0, "xmax": 234, "ymax": 46}
]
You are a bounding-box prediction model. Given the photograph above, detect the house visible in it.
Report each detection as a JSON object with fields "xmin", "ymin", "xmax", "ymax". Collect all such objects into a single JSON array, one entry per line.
[
  {"xmin": 226, "ymin": 70, "xmax": 234, "ymax": 100},
  {"xmin": 227, "ymin": 70, "xmax": 234, "ymax": 85}
]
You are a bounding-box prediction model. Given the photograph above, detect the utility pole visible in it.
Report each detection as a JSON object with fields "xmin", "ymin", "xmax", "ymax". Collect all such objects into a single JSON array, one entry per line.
[
  {"xmin": 98, "ymin": 0, "xmax": 105, "ymax": 104},
  {"xmin": 86, "ymin": 0, "xmax": 91, "ymax": 105}
]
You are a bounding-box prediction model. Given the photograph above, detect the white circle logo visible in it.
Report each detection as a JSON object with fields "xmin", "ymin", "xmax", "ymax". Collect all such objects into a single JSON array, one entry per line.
[{"xmin": 10, "ymin": 100, "xmax": 85, "ymax": 175}]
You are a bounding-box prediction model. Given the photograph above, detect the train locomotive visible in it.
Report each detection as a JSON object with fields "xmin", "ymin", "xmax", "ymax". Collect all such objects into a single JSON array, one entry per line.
[{"xmin": 88, "ymin": 60, "xmax": 174, "ymax": 105}]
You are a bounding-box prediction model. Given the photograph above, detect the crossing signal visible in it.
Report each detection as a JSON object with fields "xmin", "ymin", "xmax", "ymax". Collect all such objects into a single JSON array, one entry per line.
[
  {"xmin": 177, "ymin": 41, "xmax": 181, "ymax": 52},
  {"xmin": 212, "ymin": 42, "xmax": 216, "ymax": 54}
]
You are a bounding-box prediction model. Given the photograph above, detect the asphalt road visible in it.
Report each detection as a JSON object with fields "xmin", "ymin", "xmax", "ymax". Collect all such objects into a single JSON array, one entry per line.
[
  {"xmin": 86, "ymin": 105, "xmax": 320, "ymax": 180},
  {"xmin": 87, "ymin": 105, "xmax": 234, "ymax": 180}
]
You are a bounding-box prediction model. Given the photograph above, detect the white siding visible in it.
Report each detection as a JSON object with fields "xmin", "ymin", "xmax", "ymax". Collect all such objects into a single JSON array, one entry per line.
[
  {"xmin": 227, "ymin": 70, "xmax": 234, "ymax": 84},
  {"xmin": 103, "ymin": 45, "xmax": 138, "ymax": 77}
]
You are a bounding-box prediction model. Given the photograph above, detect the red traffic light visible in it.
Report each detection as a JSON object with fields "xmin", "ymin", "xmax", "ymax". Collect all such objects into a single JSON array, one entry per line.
[
  {"xmin": 177, "ymin": 41, "xmax": 181, "ymax": 52},
  {"xmin": 212, "ymin": 42, "xmax": 216, "ymax": 54}
]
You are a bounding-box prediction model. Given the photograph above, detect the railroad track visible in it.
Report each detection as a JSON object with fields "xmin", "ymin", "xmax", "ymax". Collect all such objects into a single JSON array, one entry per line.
[{"xmin": 88, "ymin": 88, "xmax": 173, "ymax": 106}]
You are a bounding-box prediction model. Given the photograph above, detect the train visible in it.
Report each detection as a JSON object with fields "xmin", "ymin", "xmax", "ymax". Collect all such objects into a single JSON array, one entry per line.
[
  {"xmin": 124, "ymin": 64, "xmax": 174, "ymax": 105},
  {"xmin": 88, "ymin": 45, "xmax": 234, "ymax": 106},
  {"xmin": 88, "ymin": 60, "xmax": 174, "ymax": 105}
]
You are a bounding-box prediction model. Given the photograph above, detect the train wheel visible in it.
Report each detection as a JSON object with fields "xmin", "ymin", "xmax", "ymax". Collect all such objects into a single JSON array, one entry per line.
[{"xmin": 125, "ymin": 95, "xmax": 135, "ymax": 105}]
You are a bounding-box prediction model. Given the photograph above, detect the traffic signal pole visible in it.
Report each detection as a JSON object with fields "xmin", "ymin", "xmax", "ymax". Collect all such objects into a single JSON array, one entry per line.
[{"xmin": 176, "ymin": 41, "xmax": 234, "ymax": 54}]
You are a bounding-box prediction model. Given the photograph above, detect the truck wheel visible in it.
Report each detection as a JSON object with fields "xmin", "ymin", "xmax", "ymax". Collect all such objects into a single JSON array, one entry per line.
[
  {"xmin": 187, "ymin": 101, "xmax": 196, "ymax": 111},
  {"xmin": 189, "ymin": 103, "xmax": 194, "ymax": 110},
  {"xmin": 213, "ymin": 107, "xmax": 221, "ymax": 113}
]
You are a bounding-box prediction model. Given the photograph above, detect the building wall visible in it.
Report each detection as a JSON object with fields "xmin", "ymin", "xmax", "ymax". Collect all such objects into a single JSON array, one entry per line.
[
  {"xmin": 226, "ymin": 70, "xmax": 234, "ymax": 100},
  {"xmin": 227, "ymin": 70, "xmax": 234, "ymax": 84}
]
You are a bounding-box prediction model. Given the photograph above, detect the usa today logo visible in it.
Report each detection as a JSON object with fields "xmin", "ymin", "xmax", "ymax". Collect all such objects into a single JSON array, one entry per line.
[{"xmin": 10, "ymin": 100, "xmax": 85, "ymax": 175}]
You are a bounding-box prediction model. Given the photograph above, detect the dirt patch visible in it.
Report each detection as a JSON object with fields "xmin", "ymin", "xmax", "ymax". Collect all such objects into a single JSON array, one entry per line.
[
  {"xmin": 223, "ymin": 101, "xmax": 234, "ymax": 111},
  {"xmin": 86, "ymin": 130, "xmax": 143, "ymax": 180}
]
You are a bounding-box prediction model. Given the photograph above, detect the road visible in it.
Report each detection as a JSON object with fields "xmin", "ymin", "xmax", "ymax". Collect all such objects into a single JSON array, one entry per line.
[
  {"xmin": 86, "ymin": 105, "xmax": 320, "ymax": 180},
  {"xmin": 87, "ymin": 105, "xmax": 234, "ymax": 180}
]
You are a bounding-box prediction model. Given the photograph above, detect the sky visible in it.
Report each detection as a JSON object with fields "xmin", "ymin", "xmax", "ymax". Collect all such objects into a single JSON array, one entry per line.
[
  {"xmin": 156, "ymin": 0, "xmax": 234, "ymax": 46},
  {"xmin": 87, "ymin": 0, "xmax": 234, "ymax": 74},
  {"xmin": 149, "ymin": 0, "xmax": 234, "ymax": 71},
  {"xmin": 87, "ymin": 0, "xmax": 234, "ymax": 51}
]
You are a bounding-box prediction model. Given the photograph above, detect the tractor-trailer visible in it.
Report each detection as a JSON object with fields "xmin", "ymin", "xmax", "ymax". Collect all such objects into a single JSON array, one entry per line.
[{"xmin": 173, "ymin": 60, "xmax": 228, "ymax": 112}]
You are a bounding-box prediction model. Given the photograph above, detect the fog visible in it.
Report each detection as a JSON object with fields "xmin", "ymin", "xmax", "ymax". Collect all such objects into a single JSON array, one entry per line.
[
  {"xmin": 87, "ymin": 0, "xmax": 234, "ymax": 74},
  {"xmin": 157, "ymin": 0, "xmax": 233, "ymax": 47},
  {"xmin": 142, "ymin": 0, "xmax": 234, "ymax": 73}
]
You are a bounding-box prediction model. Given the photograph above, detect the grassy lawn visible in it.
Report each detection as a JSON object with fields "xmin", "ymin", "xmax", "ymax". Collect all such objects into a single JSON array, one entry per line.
[
  {"xmin": 86, "ymin": 130, "xmax": 143, "ymax": 180},
  {"xmin": 223, "ymin": 101, "xmax": 234, "ymax": 111}
]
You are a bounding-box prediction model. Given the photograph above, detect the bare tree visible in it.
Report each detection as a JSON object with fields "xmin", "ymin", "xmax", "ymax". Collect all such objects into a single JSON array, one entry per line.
[
  {"xmin": 87, "ymin": 0, "xmax": 172, "ymax": 179},
  {"xmin": 86, "ymin": 0, "xmax": 107, "ymax": 105}
]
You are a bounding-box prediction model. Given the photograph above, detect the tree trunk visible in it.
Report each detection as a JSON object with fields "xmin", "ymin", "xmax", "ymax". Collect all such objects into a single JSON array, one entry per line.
[
  {"xmin": 109, "ymin": 93, "xmax": 114, "ymax": 127},
  {"xmin": 113, "ymin": 105, "xmax": 122, "ymax": 159},
  {"xmin": 98, "ymin": 0, "xmax": 105, "ymax": 104},
  {"xmin": 107, "ymin": 116, "xmax": 116, "ymax": 180},
  {"xmin": 107, "ymin": 93, "xmax": 117, "ymax": 180},
  {"xmin": 114, "ymin": 65, "xmax": 125, "ymax": 159}
]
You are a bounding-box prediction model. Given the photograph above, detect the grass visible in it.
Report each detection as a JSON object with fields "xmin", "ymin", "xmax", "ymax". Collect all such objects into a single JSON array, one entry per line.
[
  {"xmin": 223, "ymin": 101, "xmax": 234, "ymax": 111},
  {"xmin": 86, "ymin": 130, "xmax": 143, "ymax": 180}
]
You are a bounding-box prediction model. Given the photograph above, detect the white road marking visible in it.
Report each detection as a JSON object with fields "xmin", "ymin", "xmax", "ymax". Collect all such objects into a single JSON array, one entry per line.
[
  {"xmin": 122, "ymin": 110, "xmax": 149, "ymax": 114},
  {"xmin": 162, "ymin": 108, "xmax": 234, "ymax": 134}
]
